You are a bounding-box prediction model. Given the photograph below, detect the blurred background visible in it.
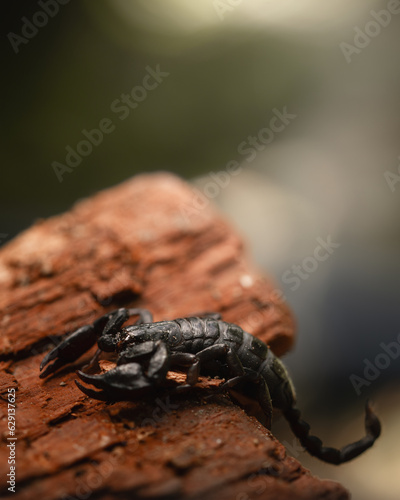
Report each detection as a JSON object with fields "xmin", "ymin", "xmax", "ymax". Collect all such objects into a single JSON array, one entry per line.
[{"xmin": 1, "ymin": 1, "xmax": 400, "ymax": 498}]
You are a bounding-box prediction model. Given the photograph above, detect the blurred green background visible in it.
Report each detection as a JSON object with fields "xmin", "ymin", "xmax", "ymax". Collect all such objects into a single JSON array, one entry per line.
[
  {"xmin": 2, "ymin": 1, "xmax": 400, "ymax": 498},
  {"xmin": 1, "ymin": 0, "xmax": 310, "ymax": 237}
]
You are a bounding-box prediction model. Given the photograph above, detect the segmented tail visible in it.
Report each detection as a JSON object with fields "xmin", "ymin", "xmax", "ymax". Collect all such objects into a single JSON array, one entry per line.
[{"xmin": 284, "ymin": 400, "xmax": 381, "ymax": 464}]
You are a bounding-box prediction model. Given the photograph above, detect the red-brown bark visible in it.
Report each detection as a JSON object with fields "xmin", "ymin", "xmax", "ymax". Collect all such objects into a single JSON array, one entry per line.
[{"xmin": 0, "ymin": 173, "xmax": 349, "ymax": 499}]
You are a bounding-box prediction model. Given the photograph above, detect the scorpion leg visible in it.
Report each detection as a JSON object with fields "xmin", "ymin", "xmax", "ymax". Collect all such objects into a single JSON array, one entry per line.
[
  {"xmin": 256, "ymin": 377, "xmax": 273, "ymax": 429},
  {"xmin": 126, "ymin": 308, "xmax": 153, "ymax": 324},
  {"xmin": 82, "ymin": 348, "xmax": 102, "ymax": 372},
  {"xmin": 171, "ymin": 344, "xmax": 274, "ymax": 427},
  {"xmin": 284, "ymin": 400, "xmax": 381, "ymax": 464},
  {"xmin": 219, "ymin": 371, "xmax": 273, "ymax": 428},
  {"xmin": 170, "ymin": 344, "xmax": 245, "ymax": 391},
  {"xmin": 169, "ymin": 352, "xmax": 199, "ymax": 387}
]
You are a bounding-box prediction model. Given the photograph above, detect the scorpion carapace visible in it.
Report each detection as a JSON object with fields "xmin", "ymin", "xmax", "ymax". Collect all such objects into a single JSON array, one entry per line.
[{"xmin": 39, "ymin": 308, "xmax": 381, "ymax": 464}]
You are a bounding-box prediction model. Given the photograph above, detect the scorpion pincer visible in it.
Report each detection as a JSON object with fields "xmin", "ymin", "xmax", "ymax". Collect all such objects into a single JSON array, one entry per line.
[{"xmin": 39, "ymin": 308, "xmax": 381, "ymax": 464}]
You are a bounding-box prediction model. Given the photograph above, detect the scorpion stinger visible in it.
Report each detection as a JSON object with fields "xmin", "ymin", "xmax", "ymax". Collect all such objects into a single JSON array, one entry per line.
[{"xmin": 284, "ymin": 399, "xmax": 381, "ymax": 464}]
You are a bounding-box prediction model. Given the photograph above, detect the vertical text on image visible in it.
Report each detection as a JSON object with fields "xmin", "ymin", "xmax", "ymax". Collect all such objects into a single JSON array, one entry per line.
[
  {"xmin": 340, "ymin": 1, "xmax": 400, "ymax": 63},
  {"xmin": 7, "ymin": 388, "xmax": 17, "ymax": 493},
  {"xmin": 179, "ymin": 106, "xmax": 297, "ymax": 223}
]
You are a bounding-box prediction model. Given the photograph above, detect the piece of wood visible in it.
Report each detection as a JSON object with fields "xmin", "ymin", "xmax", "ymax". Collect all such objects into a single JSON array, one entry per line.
[{"xmin": 0, "ymin": 173, "xmax": 349, "ymax": 499}]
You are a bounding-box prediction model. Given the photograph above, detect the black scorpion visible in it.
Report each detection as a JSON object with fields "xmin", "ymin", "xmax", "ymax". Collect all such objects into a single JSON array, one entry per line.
[{"xmin": 39, "ymin": 308, "xmax": 381, "ymax": 464}]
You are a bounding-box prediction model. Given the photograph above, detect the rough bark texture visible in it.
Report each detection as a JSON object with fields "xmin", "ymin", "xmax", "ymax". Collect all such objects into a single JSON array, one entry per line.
[{"xmin": 0, "ymin": 173, "xmax": 349, "ymax": 500}]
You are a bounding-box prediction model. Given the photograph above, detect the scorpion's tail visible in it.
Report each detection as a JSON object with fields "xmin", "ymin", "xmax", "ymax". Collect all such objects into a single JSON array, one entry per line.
[{"xmin": 284, "ymin": 400, "xmax": 381, "ymax": 464}]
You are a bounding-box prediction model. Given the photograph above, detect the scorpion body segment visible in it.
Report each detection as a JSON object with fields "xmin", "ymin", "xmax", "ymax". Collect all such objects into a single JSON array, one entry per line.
[{"xmin": 39, "ymin": 308, "xmax": 381, "ymax": 465}]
